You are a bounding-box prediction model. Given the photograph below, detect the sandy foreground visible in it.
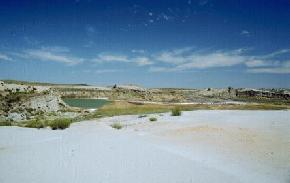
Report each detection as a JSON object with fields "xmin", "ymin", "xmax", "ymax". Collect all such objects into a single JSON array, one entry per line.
[{"xmin": 0, "ymin": 110, "xmax": 290, "ymax": 183}]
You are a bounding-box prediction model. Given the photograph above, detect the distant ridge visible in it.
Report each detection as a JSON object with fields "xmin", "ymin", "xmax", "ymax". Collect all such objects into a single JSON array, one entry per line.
[{"xmin": 1, "ymin": 79, "xmax": 90, "ymax": 86}]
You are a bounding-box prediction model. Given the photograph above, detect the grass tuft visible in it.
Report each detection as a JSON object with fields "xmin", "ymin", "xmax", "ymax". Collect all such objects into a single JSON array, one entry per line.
[
  {"xmin": 49, "ymin": 118, "xmax": 72, "ymax": 130},
  {"xmin": 110, "ymin": 122, "xmax": 123, "ymax": 130},
  {"xmin": 171, "ymin": 107, "xmax": 182, "ymax": 116},
  {"xmin": 149, "ymin": 117, "xmax": 157, "ymax": 122},
  {"xmin": 25, "ymin": 119, "xmax": 47, "ymax": 129}
]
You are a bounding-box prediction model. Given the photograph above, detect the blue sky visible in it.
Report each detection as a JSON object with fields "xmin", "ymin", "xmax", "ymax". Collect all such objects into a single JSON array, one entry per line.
[{"xmin": 0, "ymin": 0, "xmax": 290, "ymax": 88}]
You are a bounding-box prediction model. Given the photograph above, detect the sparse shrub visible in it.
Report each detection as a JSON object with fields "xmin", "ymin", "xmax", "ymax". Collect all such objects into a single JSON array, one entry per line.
[
  {"xmin": 49, "ymin": 118, "xmax": 72, "ymax": 130},
  {"xmin": 149, "ymin": 117, "xmax": 157, "ymax": 122},
  {"xmin": 171, "ymin": 107, "xmax": 181, "ymax": 116},
  {"xmin": 58, "ymin": 102, "xmax": 65, "ymax": 107},
  {"xmin": 228, "ymin": 86, "xmax": 233, "ymax": 94},
  {"xmin": 25, "ymin": 119, "xmax": 47, "ymax": 129},
  {"xmin": 110, "ymin": 122, "xmax": 123, "ymax": 130},
  {"xmin": 43, "ymin": 90, "xmax": 49, "ymax": 95},
  {"xmin": 26, "ymin": 108, "xmax": 34, "ymax": 113},
  {"xmin": 6, "ymin": 94, "xmax": 21, "ymax": 103}
]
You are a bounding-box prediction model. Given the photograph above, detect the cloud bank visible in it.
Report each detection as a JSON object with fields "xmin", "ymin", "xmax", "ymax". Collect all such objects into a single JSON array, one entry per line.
[
  {"xmin": 20, "ymin": 47, "xmax": 84, "ymax": 65},
  {"xmin": 149, "ymin": 47, "xmax": 290, "ymax": 74},
  {"xmin": 2, "ymin": 46, "xmax": 290, "ymax": 74},
  {"xmin": 0, "ymin": 53, "xmax": 12, "ymax": 61}
]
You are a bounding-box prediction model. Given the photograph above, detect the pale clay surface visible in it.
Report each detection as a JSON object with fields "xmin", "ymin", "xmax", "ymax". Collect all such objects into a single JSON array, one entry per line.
[{"xmin": 0, "ymin": 110, "xmax": 290, "ymax": 183}]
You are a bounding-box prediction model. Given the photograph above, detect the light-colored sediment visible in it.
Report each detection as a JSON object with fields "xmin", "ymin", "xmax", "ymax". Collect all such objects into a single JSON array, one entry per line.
[{"xmin": 0, "ymin": 110, "xmax": 289, "ymax": 183}]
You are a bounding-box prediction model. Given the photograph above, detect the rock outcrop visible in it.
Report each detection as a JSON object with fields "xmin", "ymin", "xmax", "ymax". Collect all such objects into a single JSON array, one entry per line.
[
  {"xmin": 0, "ymin": 81, "xmax": 50, "ymax": 93},
  {"xmin": 23, "ymin": 94, "xmax": 67, "ymax": 113},
  {"xmin": 0, "ymin": 82, "xmax": 68, "ymax": 122},
  {"xmin": 236, "ymin": 88, "xmax": 290, "ymax": 100}
]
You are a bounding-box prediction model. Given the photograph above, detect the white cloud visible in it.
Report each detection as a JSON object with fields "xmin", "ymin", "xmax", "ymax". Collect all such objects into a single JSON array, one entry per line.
[
  {"xmin": 261, "ymin": 49, "xmax": 290, "ymax": 59},
  {"xmin": 157, "ymin": 12, "xmax": 173, "ymax": 21},
  {"xmin": 149, "ymin": 67, "xmax": 175, "ymax": 72},
  {"xmin": 154, "ymin": 48, "xmax": 246, "ymax": 71},
  {"xmin": 155, "ymin": 48, "xmax": 193, "ymax": 64},
  {"xmin": 199, "ymin": 0, "xmax": 208, "ymax": 6},
  {"xmin": 9, "ymin": 46, "xmax": 290, "ymax": 74},
  {"xmin": 40, "ymin": 46, "xmax": 70, "ymax": 53},
  {"xmin": 163, "ymin": 14, "xmax": 169, "ymax": 20},
  {"xmin": 155, "ymin": 12, "xmax": 174, "ymax": 22},
  {"xmin": 176, "ymin": 52, "xmax": 245, "ymax": 70},
  {"xmin": 135, "ymin": 57, "xmax": 153, "ymax": 66},
  {"xmin": 83, "ymin": 40, "xmax": 95, "ymax": 48},
  {"xmin": 172, "ymin": 47, "xmax": 193, "ymax": 55},
  {"xmin": 245, "ymin": 50, "xmax": 290, "ymax": 74},
  {"xmin": 93, "ymin": 53, "xmax": 153, "ymax": 67},
  {"xmin": 94, "ymin": 53, "xmax": 129, "ymax": 63},
  {"xmin": 0, "ymin": 53, "xmax": 12, "ymax": 61},
  {"xmin": 155, "ymin": 52, "xmax": 186, "ymax": 64},
  {"xmin": 151, "ymin": 48, "xmax": 290, "ymax": 74},
  {"xmin": 131, "ymin": 49, "xmax": 145, "ymax": 54},
  {"xmin": 241, "ymin": 30, "xmax": 250, "ymax": 36},
  {"xmin": 247, "ymin": 67, "xmax": 290, "ymax": 74},
  {"xmin": 23, "ymin": 36, "xmax": 39, "ymax": 46},
  {"xmin": 95, "ymin": 69, "xmax": 120, "ymax": 74},
  {"xmin": 282, "ymin": 60, "xmax": 290, "ymax": 67},
  {"xmin": 245, "ymin": 60, "xmax": 273, "ymax": 67},
  {"xmin": 83, "ymin": 69, "xmax": 121, "ymax": 74},
  {"xmin": 21, "ymin": 47, "xmax": 83, "ymax": 65},
  {"xmin": 248, "ymin": 60, "xmax": 290, "ymax": 74}
]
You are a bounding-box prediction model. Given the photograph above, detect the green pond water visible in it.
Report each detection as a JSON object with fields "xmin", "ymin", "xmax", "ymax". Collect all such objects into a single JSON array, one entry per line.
[{"xmin": 63, "ymin": 98, "xmax": 110, "ymax": 109}]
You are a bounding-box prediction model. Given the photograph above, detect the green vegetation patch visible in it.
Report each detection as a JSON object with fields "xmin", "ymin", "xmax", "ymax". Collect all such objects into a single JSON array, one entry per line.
[
  {"xmin": 22, "ymin": 118, "xmax": 72, "ymax": 130},
  {"xmin": 93, "ymin": 101, "xmax": 289, "ymax": 118},
  {"xmin": 94, "ymin": 101, "xmax": 172, "ymax": 117},
  {"xmin": 0, "ymin": 120, "xmax": 12, "ymax": 126}
]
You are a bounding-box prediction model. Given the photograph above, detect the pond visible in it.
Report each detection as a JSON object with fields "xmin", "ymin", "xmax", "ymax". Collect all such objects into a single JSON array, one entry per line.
[{"xmin": 62, "ymin": 98, "xmax": 110, "ymax": 109}]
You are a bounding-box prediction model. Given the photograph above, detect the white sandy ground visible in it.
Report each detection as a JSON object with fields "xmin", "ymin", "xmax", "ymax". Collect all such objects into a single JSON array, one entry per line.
[{"xmin": 0, "ymin": 110, "xmax": 290, "ymax": 183}]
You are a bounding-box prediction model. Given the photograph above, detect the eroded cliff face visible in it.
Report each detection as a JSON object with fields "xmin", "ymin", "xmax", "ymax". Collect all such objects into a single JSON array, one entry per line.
[
  {"xmin": 0, "ymin": 86, "xmax": 68, "ymax": 122},
  {"xmin": 23, "ymin": 94, "xmax": 67, "ymax": 112},
  {"xmin": 1, "ymin": 93, "xmax": 68, "ymax": 121}
]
